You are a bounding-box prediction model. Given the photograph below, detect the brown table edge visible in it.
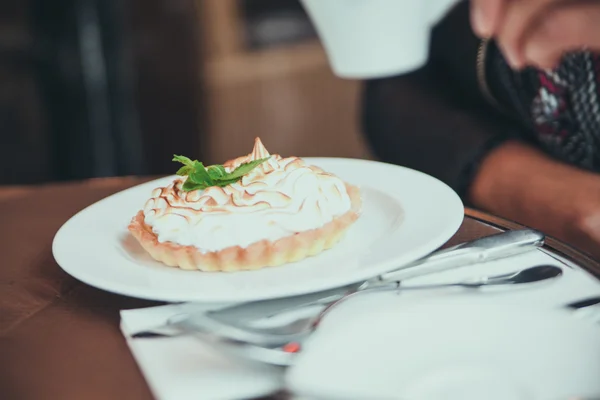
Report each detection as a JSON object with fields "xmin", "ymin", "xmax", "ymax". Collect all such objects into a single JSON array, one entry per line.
[{"xmin": 465, "ymin": 207, "xmax": 600, "ymax": 278}]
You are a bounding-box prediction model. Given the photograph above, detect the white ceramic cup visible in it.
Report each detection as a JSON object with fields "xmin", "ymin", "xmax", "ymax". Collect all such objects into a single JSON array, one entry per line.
[{"xmin": 300, "ymin": 0, "xmax": 460, "ymax": 79}]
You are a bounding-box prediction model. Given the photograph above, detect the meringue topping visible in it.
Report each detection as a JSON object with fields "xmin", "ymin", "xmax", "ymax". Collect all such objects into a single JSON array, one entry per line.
[{"xmin": 143, "ymin": 138, "xmax": 353, "ymax": 252}]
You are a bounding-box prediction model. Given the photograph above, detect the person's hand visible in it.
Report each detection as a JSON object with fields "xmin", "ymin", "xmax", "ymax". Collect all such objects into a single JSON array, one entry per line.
[{"xmin": 470, "ymin": 0, "xmax": 600, "ymax": 70}]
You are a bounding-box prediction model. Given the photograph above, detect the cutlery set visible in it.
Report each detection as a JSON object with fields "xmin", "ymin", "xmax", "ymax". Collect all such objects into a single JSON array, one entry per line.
[{"xmin": 129, "ymin": 229, "xmax": 600, "ymax": 367}]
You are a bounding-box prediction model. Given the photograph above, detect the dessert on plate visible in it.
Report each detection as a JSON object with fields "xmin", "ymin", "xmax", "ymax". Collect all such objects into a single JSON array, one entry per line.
[{"xmin": 128, "ymin": 137, "xmax": 362, "ymax": 272}]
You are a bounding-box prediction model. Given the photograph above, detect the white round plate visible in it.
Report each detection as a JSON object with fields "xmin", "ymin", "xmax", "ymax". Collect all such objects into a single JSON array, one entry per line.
[{"xmin": 52, "ymin": 158, "xmax": 463, "ymax": 302}]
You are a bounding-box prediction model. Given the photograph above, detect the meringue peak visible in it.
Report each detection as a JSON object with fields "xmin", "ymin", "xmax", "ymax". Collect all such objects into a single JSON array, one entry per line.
[{"xmin": 250, "ymin": 137, "xmax": 271, "ymax": 160}]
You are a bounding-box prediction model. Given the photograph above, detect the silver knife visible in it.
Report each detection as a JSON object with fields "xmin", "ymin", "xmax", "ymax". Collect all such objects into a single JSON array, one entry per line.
[{"xmin": 376, "ymin": 228, "xmax": 545, "ymax": 282}]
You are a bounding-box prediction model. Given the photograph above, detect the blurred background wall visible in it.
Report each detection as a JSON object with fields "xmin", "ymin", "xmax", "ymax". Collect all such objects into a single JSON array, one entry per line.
[{"xmin": 0, "ymin": 0, "xmax": 371, "ymax": 185}]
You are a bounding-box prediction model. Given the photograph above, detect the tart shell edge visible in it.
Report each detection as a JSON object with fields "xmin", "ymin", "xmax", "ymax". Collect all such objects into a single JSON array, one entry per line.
[{"xmin": 127, "ymin": 183, "xmax": 362, "ymax": 272}]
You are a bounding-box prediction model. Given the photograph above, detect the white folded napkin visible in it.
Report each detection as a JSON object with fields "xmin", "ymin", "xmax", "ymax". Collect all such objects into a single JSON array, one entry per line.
[
  {"xmin": 120, "ymin": 302, "xmax": 285, "ymax": 400},
  {"xmin": 120, "ymin": 249, "xmax": 600, "ymax": 400}
]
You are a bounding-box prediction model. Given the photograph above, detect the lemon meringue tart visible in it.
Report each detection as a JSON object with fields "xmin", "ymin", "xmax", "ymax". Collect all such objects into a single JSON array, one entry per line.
[{"xmin": 128, "ymin": 138, "xmax": 362, "ymax": 272}]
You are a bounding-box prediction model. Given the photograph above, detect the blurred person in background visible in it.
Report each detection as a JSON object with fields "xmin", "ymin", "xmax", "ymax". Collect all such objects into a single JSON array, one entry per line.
[{"xmin": 363, "ymin": 0, "xmax": 600, "ymax": 258}]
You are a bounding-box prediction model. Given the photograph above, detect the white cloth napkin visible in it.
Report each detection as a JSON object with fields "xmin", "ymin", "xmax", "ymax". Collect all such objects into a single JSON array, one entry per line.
[
  {"xmin": 120, "ymin": 249, "xmax": 600, "ymax": 400},
  {"xmin": 120, "ymin": 302, "xmax": 285, "ymax": 400}
]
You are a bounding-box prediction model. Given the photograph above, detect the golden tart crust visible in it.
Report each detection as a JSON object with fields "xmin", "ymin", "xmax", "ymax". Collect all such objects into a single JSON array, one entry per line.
[{"xmin": 128, "ymin": 183, "xmax": 361, "ymax": 272}]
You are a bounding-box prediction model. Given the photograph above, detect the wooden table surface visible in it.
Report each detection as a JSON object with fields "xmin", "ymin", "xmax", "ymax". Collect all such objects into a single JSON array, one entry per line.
[{"xmin": 1, "ymin": 177, "xmax": 598, "ymax": 400}]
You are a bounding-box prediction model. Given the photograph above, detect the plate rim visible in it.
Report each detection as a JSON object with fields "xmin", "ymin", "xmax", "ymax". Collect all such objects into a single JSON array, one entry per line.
[{"xmin": 52, "ymin": 158, "xmax": 464, "ymax": 302}]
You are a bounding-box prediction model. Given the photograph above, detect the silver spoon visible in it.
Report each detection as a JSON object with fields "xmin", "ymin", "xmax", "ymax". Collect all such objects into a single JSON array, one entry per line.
[
  {"xmin": 132, "ymin": 265, "xmax": 562, "ymax": 345},
  {"xmin": 230, "ymin": 264, "xmax": 563, "ymax": 323},
  {"xmin": 396, "ymin": 264, "xmax": 562, "ymax": 290}
]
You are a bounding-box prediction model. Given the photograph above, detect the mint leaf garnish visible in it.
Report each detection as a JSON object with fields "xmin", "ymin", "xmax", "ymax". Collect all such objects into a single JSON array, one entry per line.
[
  {"xmin": 225, "ymin": 158, "xmax": 270, "ymax": 181},
  {"xmin": 173, "ymin": 155, "xmax": 269, "ymax": 192}
]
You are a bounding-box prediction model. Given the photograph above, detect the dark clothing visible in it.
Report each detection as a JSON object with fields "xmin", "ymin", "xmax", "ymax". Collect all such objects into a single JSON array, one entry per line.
[{"xmin": 362, "ymin": 1, "xmax": 600, "ymax": 200}]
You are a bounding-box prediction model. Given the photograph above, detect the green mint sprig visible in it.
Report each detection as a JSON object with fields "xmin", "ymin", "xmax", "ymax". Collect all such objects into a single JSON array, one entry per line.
[{"xmin": 172, "ymin": 155, "xmax": 269, "ymax": 192}]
